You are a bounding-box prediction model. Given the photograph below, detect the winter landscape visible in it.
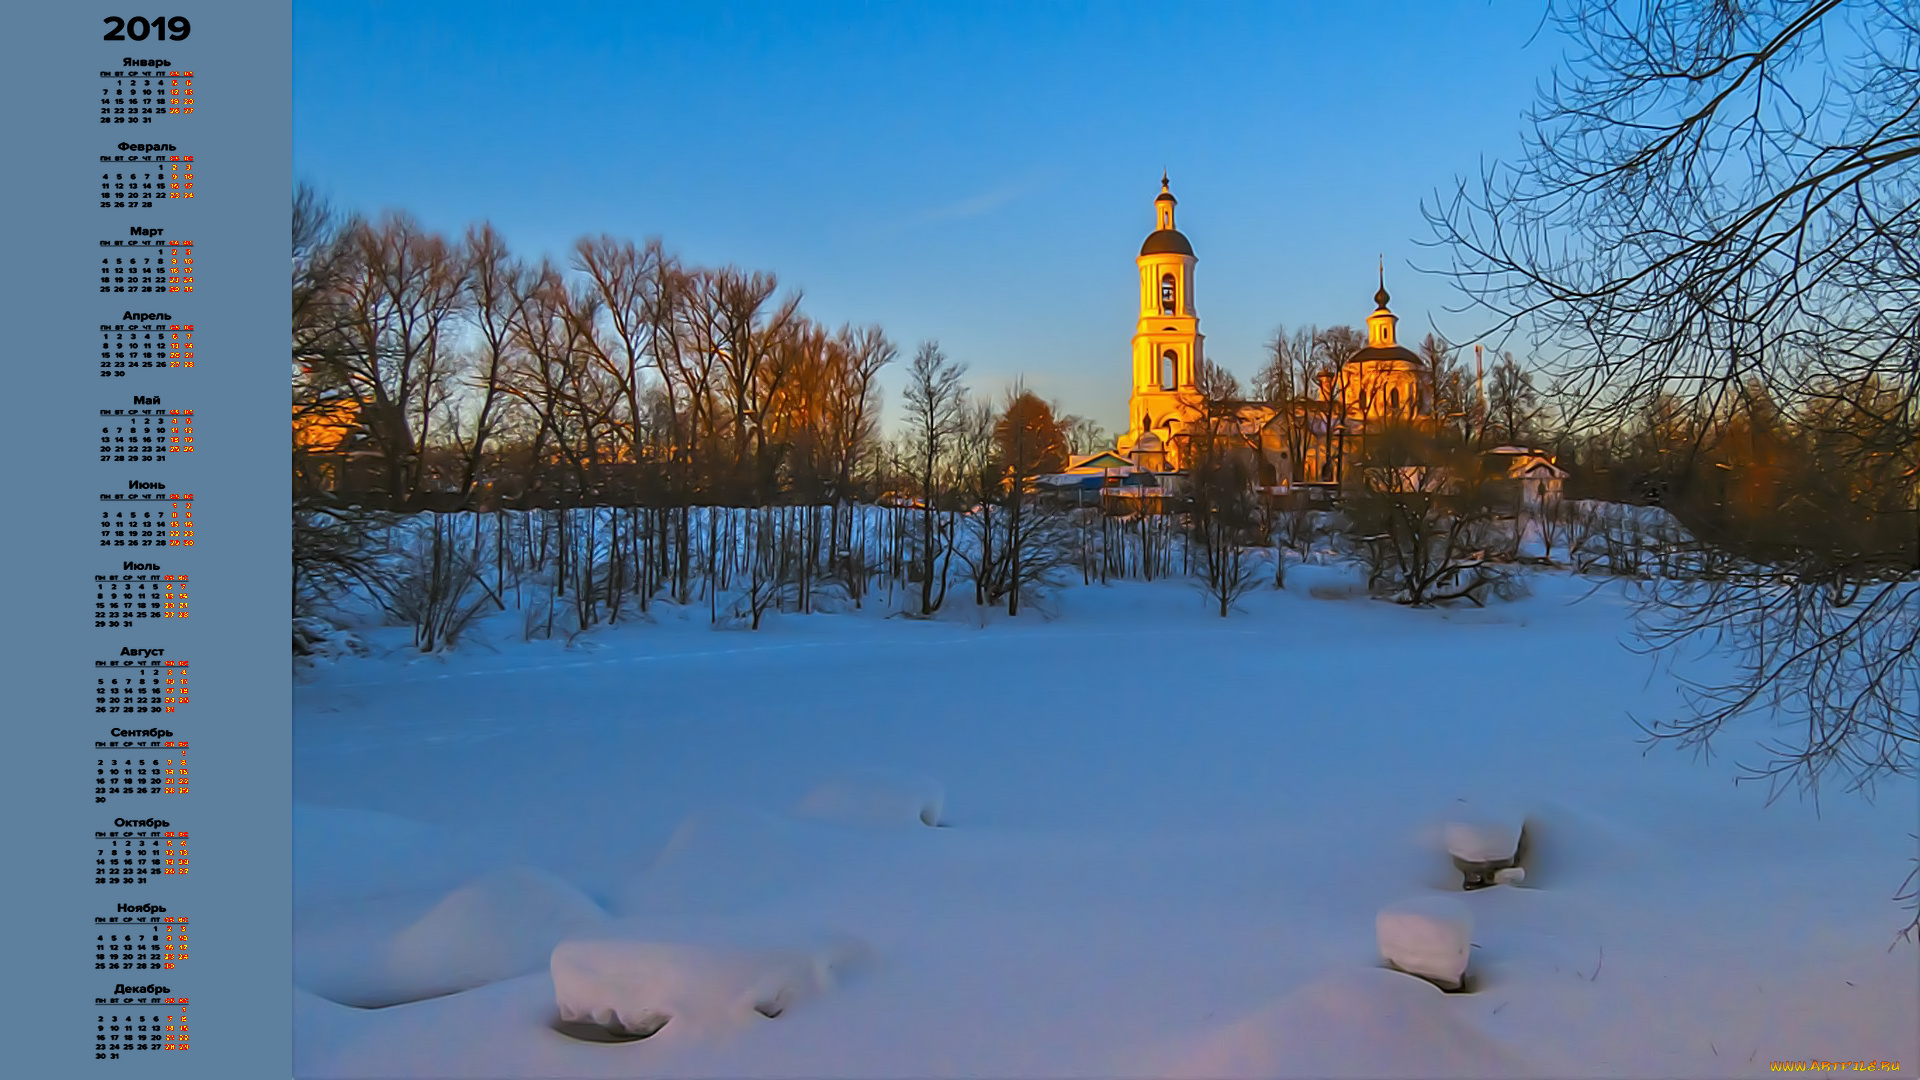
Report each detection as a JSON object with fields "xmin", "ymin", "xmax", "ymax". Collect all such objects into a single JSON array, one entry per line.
[
  {"xmin": 293, "ymin": 562, "xmax": 1916, "ymax": 1078},
  {"xmin": 292, "ymin": 3, "xmax": 1920, "ymax": 1076}
]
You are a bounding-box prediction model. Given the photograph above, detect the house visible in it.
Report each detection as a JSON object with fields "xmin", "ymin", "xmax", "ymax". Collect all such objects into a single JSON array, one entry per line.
[
  {"xmin": 1485, "ymin": 446, "xmax": 1568, "ymax": 506},
  {"xmin": 1037, "ymin": 450, "xmax": 1164, "ymax": 508}
]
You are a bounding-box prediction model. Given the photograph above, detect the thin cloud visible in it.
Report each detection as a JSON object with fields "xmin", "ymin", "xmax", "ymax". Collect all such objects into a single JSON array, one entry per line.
[{"xmin": 920, "ymin": 171, "xmax": 1056, "ymax": 222}]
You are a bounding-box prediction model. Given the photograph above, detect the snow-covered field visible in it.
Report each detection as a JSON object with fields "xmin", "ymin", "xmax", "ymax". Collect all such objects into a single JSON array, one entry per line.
[{"xmin": 293, "ymin": 570, "xmax": 1918, "ymax": 1078}]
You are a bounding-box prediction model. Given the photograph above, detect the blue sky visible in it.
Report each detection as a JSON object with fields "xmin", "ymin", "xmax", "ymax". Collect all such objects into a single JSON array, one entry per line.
[{"xmin": 294, "ymin": 1, "xmax": 1557, "ymax": 432}]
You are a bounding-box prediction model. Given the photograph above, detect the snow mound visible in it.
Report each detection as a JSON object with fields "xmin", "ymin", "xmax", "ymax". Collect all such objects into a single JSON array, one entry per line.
[
  {"xmin": 617, "ymin": 805, "xmax": 864, "ymax": 916},
  {"xmin": 1167, "ymin": 967, "xmax": 1533, "ymax": 1078},
  {"xmin": 551, "ymin": 937, "xmax": 873, "ymax": 1038},
  {"xmin": 792, "ymin": 767, "xmax": 945, "ymax": 827},
  {"xmin": 295, "ymin": 866, "xmax": 608, "ymax": 1008},
  {"xmin": 385, "ymin": 866, "xmax": 607, "ymax": 1000},
  {"xmin": 1377, "ymin": 896, "xmax": 1473, "ymax": 989}
]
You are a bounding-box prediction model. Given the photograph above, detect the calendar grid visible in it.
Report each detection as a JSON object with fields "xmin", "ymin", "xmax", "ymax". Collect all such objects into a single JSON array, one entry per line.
[
  {"xmin": 98, "ymin": 238, "xmax": 195, "ymax": 295},
  {"xmin": 100, "ymin": 67, "xmax": 196, "ymax": 121},
  {"xmin": 94, "ymin": 658, "xmax": 190, "ymax": 715},
  {"xmin": 96, "ymin": 749, "xmax": 190, "ymax": 798},
  {"xmin": 94, "ymin": 828, "xmax": 191, "ymax": 884},
  {"xmin": 92, "ymin": 995, "xmax": 190, "ymax": 1057},
  {"xmin": 99, "ymin": 491, "xmax": 196, "ymax": 547},
  {"xmin": 100, "ymin": 153, "xmax": 195, "ymax": 208},
  {"xmin": 98, "ymin": 407, "xmax": 195, "ymax": 462},
  {"xmin": 100, "ymin": 321, "xmax": 195, "ymax": 375},
  {"xmin": 93, "ymin": 573, "xmax": 191, "ymax": 628},
  {"xmin": 94, "ymin": 915, "xmax": 191, "ymax": 972}
]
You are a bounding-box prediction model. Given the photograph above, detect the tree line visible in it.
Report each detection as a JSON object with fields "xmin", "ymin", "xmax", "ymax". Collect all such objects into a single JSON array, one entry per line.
[
  {"xmin": 294, "ymin": 186, "xmax": 899, "ymax": 511},
  {"xmin": 291, "ymin": 186, "xmax": 1150, "ymax": 631}
]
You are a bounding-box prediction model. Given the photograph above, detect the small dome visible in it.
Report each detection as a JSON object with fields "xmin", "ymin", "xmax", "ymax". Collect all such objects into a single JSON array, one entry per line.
[
  {"xmin": 1375, "ymin": 284, "xmax": 1391, "ymax": 308},
  {"xmin": 1140, "ymin": 229, "xmax": 1195, "ymax": 257},
  {"xmin": 1156, "ymin": 173, "xmax": 1177, "ymax": 204}
]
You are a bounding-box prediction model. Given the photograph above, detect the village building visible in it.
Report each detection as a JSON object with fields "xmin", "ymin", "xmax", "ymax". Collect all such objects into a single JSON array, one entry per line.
[{"xmin": 1484, "ymin": 446, "xmax": 1570, "ymax": 505}]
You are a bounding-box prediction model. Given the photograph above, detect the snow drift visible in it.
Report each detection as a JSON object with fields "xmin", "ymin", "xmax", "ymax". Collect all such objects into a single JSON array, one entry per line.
[
  {"xmin": 792, "ymin": 767, "xmax": 945, "ymax": 828},
  {"xmin": 1165, "ymin": 967, "xmax": 1534, "ymax": 1078},
  {"xmin": 386, "ymin": 866, "xmax": 608, "ymax": 999}
]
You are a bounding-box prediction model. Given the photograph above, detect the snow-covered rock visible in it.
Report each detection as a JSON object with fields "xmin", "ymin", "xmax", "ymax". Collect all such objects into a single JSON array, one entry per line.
[
  {"xmin": 1493, "ymin": 866, "xmax": 1526, "ymax": 886},
  {"xmin": 1377, "ymin": 896, "xmax": 1473, "ymax": 989},
  {"xmin": 1166, "ymin": 967, "xmax": 1533, "ymax": 1078},
  {"xmin": 1442, "ymin": 811, "xmax": 1527, "ymax": 889},
  {"xmin": 385, "ymin": 866, "xmax": 607, "ymax": 999},
  {"xmin": 550, "ymin": 937, "xmax": 873, "ymax": 1038},
  {"xmin": 1444, "ymin": 819, "xmax": 1520, "ymax": 864},
  {"xmin": 792, "ymin": 767, "xmax": 945, "ymax": 828}
]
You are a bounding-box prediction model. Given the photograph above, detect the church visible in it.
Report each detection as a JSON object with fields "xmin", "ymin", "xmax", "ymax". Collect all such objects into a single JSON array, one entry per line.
[{"xmin": 1107, "ymin": 177, "xmax": 1428, "ymax": 487}]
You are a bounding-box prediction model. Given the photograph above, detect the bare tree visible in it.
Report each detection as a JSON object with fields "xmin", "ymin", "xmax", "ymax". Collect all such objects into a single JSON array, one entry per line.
[
  {"xmin": 1257, "ymin": 324, "xmax": 1329, "ymax": 483},
  {"xmin": 1057, "ymin": 412, "xmax": 1110, "ymax": 457},
  {"xmin": 573, "ymin": 235, "xmax": 673, "ymax": 496},
  {"xmin": 292, "ymin": 185, "xmax": 399, "ymax": 640},
  {"xmin": 993, "ymin": 387, "xmax": 1069, "ymax": 616},
  {"xmin": 1344, "ymin": 427, "xmax": 1511, "ymax": 606},
  {"xmin": 1187, "ymin": 361, "xmax": 1261, "ymax": 615},
  {"xmin": 1418, "ymin": 332, "xmax": 1477, "ymax": 448},
  {"xmin": 1429, "ymin": 0, "xmax": 1920, "ymax": 935},
  {"xmin": 955, "ymin": 397, "xmax": 1002, "ymax": 607},
  {"xmin": 329, "ymin": 213, "xmax": 472, "ymax": 504},
  {"xmin": 902, "ymin": 342, "xmax": 967, "ymax": 615},
  {"xmin": 1485, "ymin": 351, "xmax": 1541, "ymax": 447},
  {"xmin": 1314, "ymin": 325, "xmax": 1367, "ymax": 482},
  {"xmin": 455, "ymin": 224, "xmax": 528, "ymax": 501}
]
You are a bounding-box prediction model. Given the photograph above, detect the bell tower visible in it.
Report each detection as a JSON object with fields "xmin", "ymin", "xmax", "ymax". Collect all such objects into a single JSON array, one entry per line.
[
  {"xmin": 1124, "ymin": 175, "xmax": 1204, "ymax": 453},
  {"xmin": 1366, "ymin": 260, "xmax": 1398, "ymax": 349}
]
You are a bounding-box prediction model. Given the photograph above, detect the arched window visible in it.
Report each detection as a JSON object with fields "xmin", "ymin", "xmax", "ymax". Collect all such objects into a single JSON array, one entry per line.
[
  {"xmin": 1389, "ymin": 386, "xmax": 1400, "ymax": 412},
  {"xmin": 1160, "ymin": 273, "xmax": 1176, "ymax": 315},
  {"xmin": 1161, "ymin": 350, "xmax": 1178, "ymax": 390}
]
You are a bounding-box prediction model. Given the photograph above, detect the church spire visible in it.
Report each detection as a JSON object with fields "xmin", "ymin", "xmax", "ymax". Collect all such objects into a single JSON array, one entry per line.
[
  {"xmin": 1155, "ymin": 174, "xmax": 1177, "ymax": 230},
  {"xmin": 1368, "ymin": 263, "xmax": 1399, "ymax": 349}
]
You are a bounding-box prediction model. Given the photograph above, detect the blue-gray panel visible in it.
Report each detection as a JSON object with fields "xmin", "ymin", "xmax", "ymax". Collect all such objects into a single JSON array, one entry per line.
[{"xmin": 7, "ymin": 5, "xmax": 292, "ymax": 1078}]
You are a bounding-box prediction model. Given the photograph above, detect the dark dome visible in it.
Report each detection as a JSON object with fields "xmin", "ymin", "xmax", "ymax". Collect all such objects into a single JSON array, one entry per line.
[
  {"xmin": 1345, "ymin": 344, "xmax": 1423, "ymax": 367},
  {"xmin": 1140, "ymin": 229, "xmax": 1195, "ymax": 257}
]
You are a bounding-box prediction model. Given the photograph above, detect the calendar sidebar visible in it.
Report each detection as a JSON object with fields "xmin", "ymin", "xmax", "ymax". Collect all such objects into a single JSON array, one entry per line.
[{"xmin": 7, "ymin": 5, "xmax": 292, "ymax": 1080}]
